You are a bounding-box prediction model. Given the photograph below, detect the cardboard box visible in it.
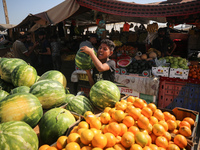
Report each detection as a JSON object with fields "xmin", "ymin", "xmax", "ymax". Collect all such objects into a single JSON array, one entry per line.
[
  {"xmin": 169, "ymin": 68, "xmax": 189, "ymax": 79},
  {"xmin": 152, "ymin": 67, "xmax": 169, "ymax": 77}
]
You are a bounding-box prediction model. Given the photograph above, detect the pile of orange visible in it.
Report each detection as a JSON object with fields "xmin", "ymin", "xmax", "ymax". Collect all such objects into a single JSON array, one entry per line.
[
  {"xmin": 188, "ymin": 65, "xmax": 200, "ymax": 79},
  {"xmin": 39, "ymin": 96, "xmax": 195, "ymax": 150}
]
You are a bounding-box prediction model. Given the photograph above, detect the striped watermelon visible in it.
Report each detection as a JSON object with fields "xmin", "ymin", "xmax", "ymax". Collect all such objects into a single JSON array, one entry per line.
[
  {"xmin": 39, "ymin": 108, "xmax": 76, "ymax": 145},
  {"xmin": 75, "ymin": 49, "xmax": 96, "ymax": 70},
  {"xmin": 0, "ymin": 93, "xmax": 43, "ymax": 128},
  {"xmin": 10, "ymin": 86, "xmax": 30, "ymax": 95},
  {"xmin": 0, "ymin": 78, "xmax": 15, "ymax": 93},
  {"xmin": 29, "ymin": 79, "xmax": 66, "ymax": 109},
  {"xmin": 89, "ymin": 80, "xmax": 120, "ymax": 110},
  {"xmin": 64, "ymin": 94, "xmax": 75, "ymax": 104},
  {"xmin": 11, "ymin": 64, "xmax": 37, "ymax": 87},
  {"xmin": 65, "ymin": 95, "xmax": 94, "ymax": 115},
  {"xmin": 0, "ymin": 121, "xmax": 39, "ymax": 150},
  {"xmin": 38, "ymin": 70, "xmax": 67, "ymax": 88},
  {"xmin": 0, "ymin": 89, "xmax": 9, "ymax": 101},
  {"xmin": 0, "ymin": 58, "xmax": 27, "ymax": 83},
  {"xmin": 0, "ymin": 57, "xmax": 8, "ymax": 75}
]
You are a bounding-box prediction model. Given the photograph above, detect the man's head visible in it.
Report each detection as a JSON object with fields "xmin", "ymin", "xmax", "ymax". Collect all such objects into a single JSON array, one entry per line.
[
  {"xmin": 97, "ymin": 39, "xmax": 115, "ymax": 61},
  {"xmin": 89, "ymin": 33, "xmax": 98, "ymax": 44},
  {"xmin": 26, "ymin": 33, "xmax": 32, "ymax": 42},
  {"xmin": 158, "ymin": 28, "xmax": 166, "ymax": 38},
  {"xmin": 38, "ymin": 30, "xmax": 46, "ymax": 40},
  {"xmin": 18, "ymin": 34, "xmax": 27, "ymax": 42}
]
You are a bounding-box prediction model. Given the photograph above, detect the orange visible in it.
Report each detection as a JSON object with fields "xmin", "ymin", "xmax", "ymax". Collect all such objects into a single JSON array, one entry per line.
[
  {"xmin": 155, "ymin": 136, "xmax": 168, "ymax": 149},
  {"xmin": 90, "ymin": 118, "xmax": 102, "ymax": 130},
  {"xmin": 127, "ymin": 96, "xmax": 136, "ymax": 103},
  {"xmin": 179, "ymin": 120, "xmax": 191, "ymax": 128},
  {"xmin": 115, "ymin": 136, "xmax": 122, "ymax": 144},
  {"xmin": 113, "ymin": 143, "xmax": 126, "ymax": 150},
  {"xmin": 91, "ymin": 133, "xmax": 107, "ymax": 149},
  {"xmin": 85, "ymin": 114, "xmax": 96, "ymax": 124},
  {"xmin": 163, "ymin": 112, "xmax": 172, "ymax": 121},
  {"xmin": 113, "ymin": 110, "xmax": 126, "ymax": 122},
  {"xmin": 147, "ymin": 103, "xmax": 157, "ymax": 113},
  {"xmin": 109, "ymin": 118, "xmax": 117, "ymax": 123},
  {"xmin": 150, "ymin": 133, "xmax": 157, "ymax": 144},
  {"xmin": 70, "ymin": 126, "xmax": 79, "ymax": 134},
  {"xmin": 80, "ymin": 129, "xmax": 94, "ymax": 145},
  {"xmin": 122, "ymin": 115, "xmax": 134, "ymax": 127},
  {"xmin": 128, "ymin": 126, "xmax": 140, "ymax": 135},
  {"xmin": 174, "ymin": 134, "xmax": 187, "ymax": 149},
  {"xmin": 78, "ymin": 121, "xmax": 89, "ymax": 129},
  {"xmin": 149, "ymin": 116, "xmax": 158, "ymax": 125},
  {"xmin": 146, "ymin": 123, "xmax": 153, "ymax": 134},
  {"xmin": 104, "ymin": 107, "xmax": 111, "ymax": 113},
  {"xmin": 121, "ymin": 132, "xmax": 135, "ymax": 148},
  {"xmin": 65, "ymin": 142, "xmax": 80, "ymax": 150},
  {"xmin": 56, "ymin": 136, "xmax": 68, "ymax": 149},
  {"xmin": 39, "ymin": 144, "xmax": 50, "ymax": 150},
  {"xmin": 149, "ymin": 144, "xmax": 159, "ymax": 150},
  {"xmin": 107, "ymin": 122, "xmax": 121, "ymax": 137},
  {"xmin": 146, "ymin": 134, "xmax": 152, "ymax": 146},
  {"xmin": 108, "ymin": 108, "xmax": 116, "ymax": 117},
  {"xmin": 81, "ymin": 146, "xmax": 92, "ymax": 150},
  {"xmin": 128, "ymin": 107, "xmax": 141, "ymax": 121},
  {"xmin": 167, "ymin": 120, "xmax": 177, "ymax": 131},
  {"xmin": 158, "ymin": 120, "xmax": 168, "ymax": 131},
  {"xmin": 140, "ymin": 129, "xmax": 148, "ymax": 135},
  {"xmin": 141, "ymin": 107, "xmax": 153, "ymax": 118},
  {"xmin": 172, "ymin": 129, "xmax": 179, "ymax": 134},
  {"xmin": 77, "ymin": 128, "xmax": 87, "ymax": 135},
  {"xmin": 134, "ymin": 132, "xmax": 148, "ymax": 148},
  {"xmin": 100, "ymin": 112, "xmax": 111, "ymax": 124},
  {"xmin": 90, "ymin": 128, "xmax": 99, "ymax": 135},
  {"xmin": 115, "ymin": 102, "xmax": 127, "ymax": 111},
  {"xmin": 130, "ymin": 144, "xmax": 143, "ymax": 150},
  {"xmin": 158, "ymin": 147, "xmax": 166, "ymax": 150},
  {"xmin": 152, "ymin": 123, "xmax": 165, "ymax": 136},
  {"xmin": 91, "ymin": 148, "xmax": 102, "ymax": 150},
  {"xmin": 133, "ymin": 98, "xmax": 145, "ymax": 109},
  {"xmin": 102, "ymin": 125, "xmax": 109, "ymax": 134},
  {"xmin": 67, "ymin": 133, "xmax": 81, "ymax": 144},
  {"xmin": 176, "ymin": 120, "xmax": 181, "ymax": 128},
  {"xmin": 104, "ymin": 133, "xmax": 116, "ymax": 148},
  {"xmin": 153, "ymin": 109, "xmax": 164, "ymax": 121},
  {"xmin": 167, "ymin": 143, "xmax": 180, "ymax": 150},
  {"xmin": 46, "ymin": 147, "xmax": 57, "ymax": 150},
  {"xmin": 143, "ymin": 146, "xmax": 152, "ymax": 150},
  {"xmin": 137, "ymin": 115, "xmax": 149, "ymax": 129},
  {"xmin": 118, "ymin": 123, "xmax": 128, "ymax": 136},
  {"xmin": 178, "ymin": 126, "xmax": 192, "ymax": 137},
  {"xmin": 163, "ymin": 131, "xmax": 171, "ymax": 141},
  {"xmin": 183, "ymin": 117, "xmax": 195, "ymax": 126},
  {"xmin": 125, "ymin": 105, "xmax": 135, "ymax": 113},
  {"xmin": 104, "ymin": 148, "xmax": 115, "ymax": 150},
  {"xmin": 170, "ymin": 115, "xmax": 176, "ymax": 121}
]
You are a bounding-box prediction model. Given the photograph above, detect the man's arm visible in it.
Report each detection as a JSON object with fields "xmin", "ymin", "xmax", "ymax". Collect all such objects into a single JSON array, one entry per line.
[
  {"xmin": 85, "ymin": 70, "xmax": 94, "ymax": 86},
  {"xmin": 24, "ymin": 42, "xmax": 38, "ymax": 57},
  {"xmin": 39, "ymin": 47, "xmax": 51, "ymax": 55}
]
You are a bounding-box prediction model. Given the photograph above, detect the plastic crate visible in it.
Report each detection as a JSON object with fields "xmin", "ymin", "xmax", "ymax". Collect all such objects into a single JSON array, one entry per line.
[{"xmin": 158, "ymin": 77, "xmax": 200, "ymax": 113}]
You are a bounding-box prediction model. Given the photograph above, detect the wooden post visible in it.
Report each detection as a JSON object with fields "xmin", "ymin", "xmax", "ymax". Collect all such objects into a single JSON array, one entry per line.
[{"xmin": 2, "ymin": 0, "xmax": 10, "ymax": 24}]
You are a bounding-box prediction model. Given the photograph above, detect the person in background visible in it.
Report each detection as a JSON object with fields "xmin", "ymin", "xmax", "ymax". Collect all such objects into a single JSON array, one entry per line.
[
  {"xmin": 96, "ymin": 14, "xmax": 106, "ymax": 39},
  {"xmin": 37, "ymin": 30, "xmax": 53, "ymax": 75},
  {"xmin": 50, "ymin": 34, "xmax": 62, "ymax": 71},
  {"xmin": 12, "ymin": 33, "xmax": 37, "ymax": 64},
  {"xmin": 151, "ymin": 28, "xmax": 176, "ymax": 57},
  {"xmin": 80, "ymin": 39, "xmax": 116, "ymax": 86},
  {"xmin": 79, "ymin": 33, "xmax": 98, "ymax": 52}
]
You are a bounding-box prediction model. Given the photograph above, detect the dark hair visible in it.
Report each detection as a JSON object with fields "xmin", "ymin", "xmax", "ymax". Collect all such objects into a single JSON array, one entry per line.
[
  {"xmin": 19, "ymin": 34, "xmax": 27, "ymax": 39},
  {"xmin": 38, "ymin": 30, "xmax": 46, "ymax": 35},
  {"xmin": 101, "ymin": 39, "xmax": 115, "ymax": 51},
  {"xmin": 158, "ymin": 28, "xmax": 166, "ymax": 33},
  {"xmin": 89, "ymin": 33, "xmax": 98, "ymax": 39}
]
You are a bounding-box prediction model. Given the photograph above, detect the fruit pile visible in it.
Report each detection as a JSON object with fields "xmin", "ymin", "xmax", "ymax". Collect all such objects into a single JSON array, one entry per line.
[
  {"xmin": 161, "ymin": 56, "xmax": 189, "ymax": 69},
  {"xmin": 188, "ymin": 65, "xmax": 200, "ymax": 79},
  {"xmin": 40, "ymin": 96, "xmax": 194, "ymax": 150},
  {"xmin": 116, "ymin": 45, "xmax": 138, "ymax": 57}
]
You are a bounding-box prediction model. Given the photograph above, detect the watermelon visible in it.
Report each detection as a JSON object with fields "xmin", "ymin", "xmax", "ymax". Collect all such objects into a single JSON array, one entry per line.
[
  {"xmin": 0, "ymin": 89, "xmax": 9, "ymax": 101},
  {"xmin": 64, "ymin": 94, "xmax": 75, "ymax": 104},
  {"xmin": 39, "ymin": 108, "xmax": 76, "ymax": 145},
  {"xmin": 10, "ymin": 86, "xmax": 30, "ymax": 95},
  {"xmin": 65, "ymin": 95, "xmax": 94, "ymax": 115},
  {"xmin": 0, "ymin": 121, "xmax": 39, "ymax": 150},
  {"xmin": 0, "ymin": 78, "xmax": 15, "ymax": 93},
  {"xmin": 0, "ymin": 93, "xmax": 43, "ymax": 128},
  {"xmin": 29, "ymin": 79, "xmax": 66, "ymax": 109},
  {"xmin": 0, "ymin": 58, "xmax": 27, "ymax": 83},
  {"xmin": 75, "ymin": 49, "xmax": 96, "ymax": 70},
  {"xmin": 89, "ymin": 80, "xmax": 120, "ymax": 110},
  {"xmin": 0, "ymin": 57, "xmax": 8, "ymax": 75},
  {"xmin": 38, "ymin": 70, "xmax": 67, "ymax": 88},
  {"xmin": 117, "ymin": 59, "xmax": 131, "ymax": 67},
  {"xmin": 11, "ymin": 64, "xmax": 37, "ymax": 87},
  {"xmin": 65, "ymin": 87, "xmax": 70, "ymax": 94}
]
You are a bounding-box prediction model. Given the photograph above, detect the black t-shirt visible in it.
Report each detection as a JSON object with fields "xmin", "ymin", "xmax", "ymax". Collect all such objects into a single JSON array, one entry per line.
[
  {"xmin": 152, "ymin": 37, "xmax": 173, "ymax": 57},
  {"xmin": 92, "ymin": 59, "xmax": 116, "ymax": 83}
]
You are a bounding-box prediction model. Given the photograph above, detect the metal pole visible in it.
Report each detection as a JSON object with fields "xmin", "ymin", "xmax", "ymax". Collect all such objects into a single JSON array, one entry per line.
[{"xmin": 2, "ymin": 0, "xmax": 10, "ymax": 24}]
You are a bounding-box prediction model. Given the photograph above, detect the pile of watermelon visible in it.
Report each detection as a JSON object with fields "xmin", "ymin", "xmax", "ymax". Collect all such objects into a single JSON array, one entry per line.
[{"xmin": 0, "ymin": 57, "xmax": 121, "ymax": 148}]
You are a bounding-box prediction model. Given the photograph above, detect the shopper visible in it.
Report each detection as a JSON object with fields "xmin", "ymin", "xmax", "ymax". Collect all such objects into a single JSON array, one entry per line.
[
  {"xmin": 80, "ymin": 39, "xmax": 116, "ymax": 86},
  {"xmin": 151, "ymin": 28, "xmax": 176, "ymax": 57}
]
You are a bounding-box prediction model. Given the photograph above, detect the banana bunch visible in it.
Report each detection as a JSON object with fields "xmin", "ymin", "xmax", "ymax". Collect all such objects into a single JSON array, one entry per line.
[
  {"xmin": 113, "ymin": 40, "xmax": 123, "ymax": 47},
  {"xmin": 147, "ymin": 23, "xmax": 158, "ymax": 33},
  {"xmin": 147, "ymin": 48, "xmax": 161, "ymax": 58}
]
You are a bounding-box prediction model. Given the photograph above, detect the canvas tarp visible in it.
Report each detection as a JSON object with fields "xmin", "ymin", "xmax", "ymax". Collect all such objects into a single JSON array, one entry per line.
[{"xmin": 0, "ymin": 24, "xmax": 16, "ymax": 31}]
